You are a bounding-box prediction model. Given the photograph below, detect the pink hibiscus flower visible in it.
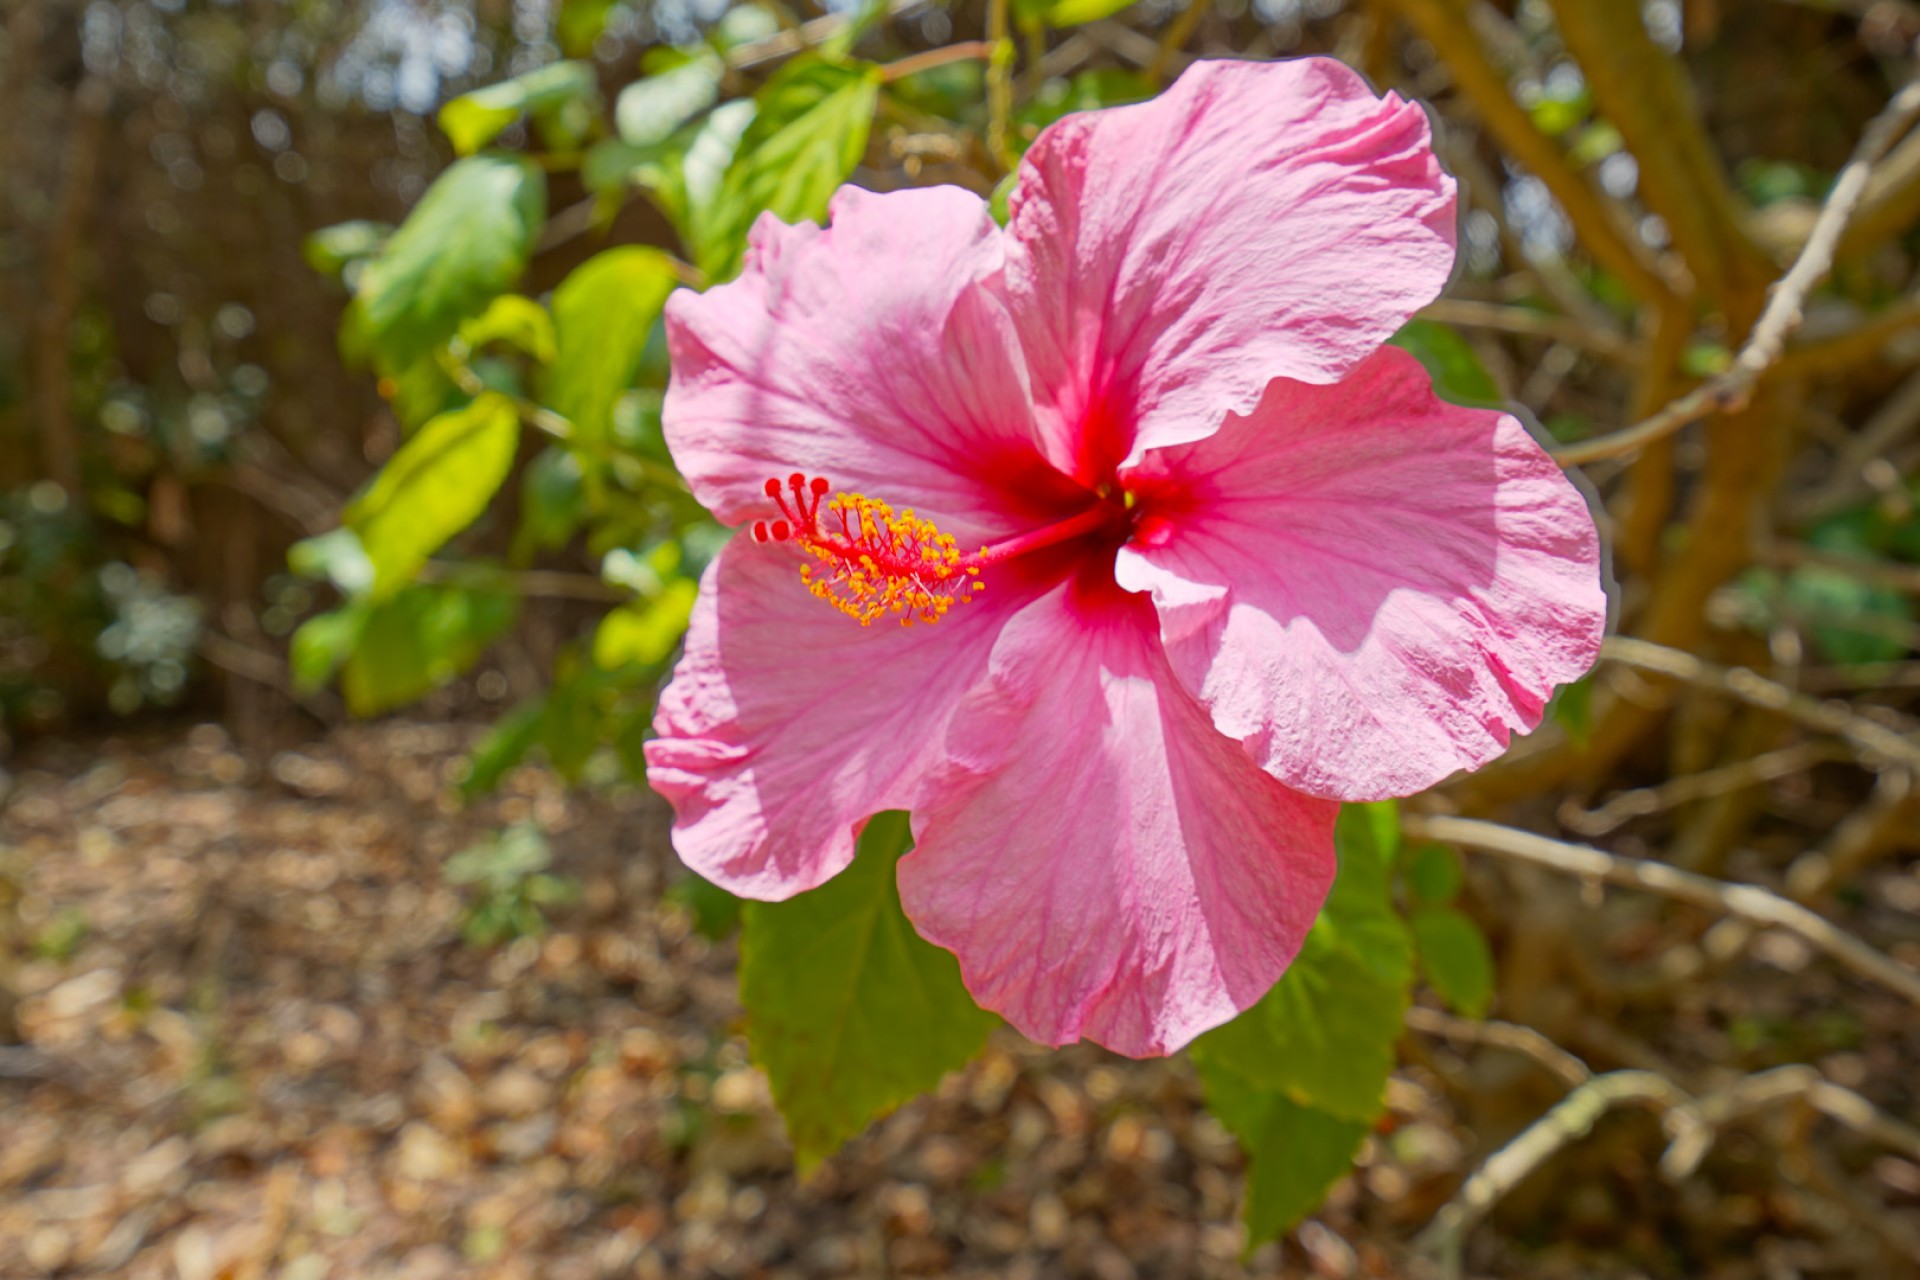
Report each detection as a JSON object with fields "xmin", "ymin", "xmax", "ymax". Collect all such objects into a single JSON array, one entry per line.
[{"xmin": 644, "ymin": 57, "xmax": 1606, "ymax": 1056}]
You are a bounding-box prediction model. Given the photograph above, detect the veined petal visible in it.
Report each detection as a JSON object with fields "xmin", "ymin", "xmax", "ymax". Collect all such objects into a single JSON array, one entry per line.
[
  {"xmin": 899, "ymin": 580, "xmax": 1338, "ymax": 1057},
  {"xmin": 1116, "ymin": 345, "xmax": 1607, "ymax": 801},
  {"xmin": 1002, "ymin": 57, "xmax": 1456, "ymax": 481},
  {"xmin": 644, "ymin": 535, "xmax": 1028, "ymax": 899},
  {"xmin": 663, "ymin": 185, "xmax": 1083, "ymax": 544}
]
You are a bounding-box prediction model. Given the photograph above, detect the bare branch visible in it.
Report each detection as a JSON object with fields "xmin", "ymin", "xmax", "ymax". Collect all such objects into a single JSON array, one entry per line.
[
  {"xmin": 1400, "ymin": 814, "xmax": 1920, "ymax": 1008},
  {"xmin": 1556, "ymin": 75, "xmax": 1920, "ymax": 466}
]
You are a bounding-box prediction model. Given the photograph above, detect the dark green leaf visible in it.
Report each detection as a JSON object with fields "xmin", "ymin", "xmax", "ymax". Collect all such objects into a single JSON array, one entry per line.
[
  {"xmin": 439, "ymin": 61, "xmax": 597, "ymax": 156},
  {"xmin": 741, "ymin": 811, "xmax": 997, "ymax": 1172},
  {"xmin": 346, "ymin": 394, "xmax": 520, "ymax": 599},
  {"xmin": 1391, "ymin": 319, "xmax": 1504, "ymax": 409},
  {"xmin": 1548, "ymin": 674, "xmax": 1595, "ymax": 748},
  {"xmin": 1411, "ymin": 906, "xmax": 1495, "ymax": 1018},
  {"xmin": 352, "ymin": 155, "xmax": 545, "ymax": 371},
  {"xmin": 513, "ymin": 446, "xmax": 588, "ymax": 563},
  {"xmin": 700, "ymin": 57, "xmax": 881, "ymax": 281},
  {"xmin": 542, "ymin": 247, "xmax": 679, "ymax": 447},
  {"xmin": 460, "ymin": 696, "xmax": 548, "ymax": 798},
  {"xmin": 1401, "ymin": 842, "xmax": 1463, "ymax": 905},
  {"xmin": 1192, "ymin": 1053, "xmax": 1370, "ymax": 1243}
]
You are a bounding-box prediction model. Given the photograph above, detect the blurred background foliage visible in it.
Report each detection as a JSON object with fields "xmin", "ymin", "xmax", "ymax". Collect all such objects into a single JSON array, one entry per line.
[{"xmin": 9, "ymin": 0, "xmax": 1920, "ymax": 1270}]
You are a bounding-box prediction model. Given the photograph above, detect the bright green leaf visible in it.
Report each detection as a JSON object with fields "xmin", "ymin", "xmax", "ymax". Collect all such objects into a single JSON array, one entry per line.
[
  {"xmin": 543, "ymin": 247, "xmax": 679, "ymax": 446},
  {"xmin": 741, "ymin": 811, "xmax": 997, "ymax": 1172},
  {"xmin": 556, "ymin": 0, "xmax": 617, "ymax": 56},
  {"xmin": 1411, "ymin": 906, "xmax": 1495, "ymax": 1018},
  {"xmin": 290, "ymin": 604, "xmax": 368, "ymax": 691},
  {"xmin": 438, "ymin": 61, "xmax": 597, "ymax": 156},
  {"xmin": 1391, "ymin": 318, "xmax": 1504, "ymax": 409},
  {"xmin": 346, "ymin": 394, "xmax": 521, "ymax": 599},
  {"xmin": 1027, "ymin": 0, "xmax": 1138, "ymax": 26},
  {"xmin": 340, "ymin": 580, "xmax": 519, "ymax": 715},
  {"xmin": 1192, "ymin": 1054, "xmax": 1370, "ymax": 1244},
  {"xmin": 592, "ymin": 577, "xmax": 698, "ymax": 669},
  {"xmin": 700, "ymin": 57, "xmax": 881, "ymax": 281},
  {"xmin": 459, "ymin": 294, "xmax": 557, "ymax": 363},
  {"xmin": 615, "ymin": 53, "xmax": 724, "ymax": 147},
  {"xmin": 352, "ymin": 154, "xmax": 545, "ymax": 372}
]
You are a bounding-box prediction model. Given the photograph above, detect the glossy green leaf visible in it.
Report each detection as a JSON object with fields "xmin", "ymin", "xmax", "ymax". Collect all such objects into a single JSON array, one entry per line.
[
  {"xmin": 615, "ymin": 53, "xmax": 723, "ymax": 147},
  {"xmin": 339, "ymin": 579, "xmax": 519, "ymax": 716},
  {"xmin": 346, "ymin": 394, "xmax": 520, "ymax": 599},
  {"xmin": 542, "ymin": 247, "xmax": 679, "ymax": 446},
  {"xmin": 439, "ymin": 61, "xmax": 596, "ymax": 156},
  {"xmin": 1391, "ymin": 318, "xmax": 1504, "ymax": 409},
  {"xmin": 741, "ymin": 811, "xmax": 997, "ymax": 1172},
  {"xmin": 1411, "ymin": 906, "xmax": 1495, "ymax": 1018},
  {"xmin": 700, "ymin": 57, "xmax": 881, "ymax": 281},
  {"xmin": 592, "ymin": 577, "xmax": 698, "ymax": 669},
  {"xmin": 1192, "ymin": 803, "xmax": 1413, "ymax": 1125},
  {"xmin": 1192, "ymin": 1053, "xmax": 1370, "ymax": 1244},
  {"xmin": 351, "ymin": 155, "xmax": 545, "ymax": 372}
]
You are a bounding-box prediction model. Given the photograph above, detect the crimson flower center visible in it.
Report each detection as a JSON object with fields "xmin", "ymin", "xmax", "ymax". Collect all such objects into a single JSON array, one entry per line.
[{"xmin": 753, "ymin": 472, "xmax": 1128, "ymax": 627}]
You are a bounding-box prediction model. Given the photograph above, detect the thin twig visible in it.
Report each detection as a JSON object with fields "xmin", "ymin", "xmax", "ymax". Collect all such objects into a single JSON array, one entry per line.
[
  {"xmin": 1416, "ymin": 1070, "xmax": 1687, "ymax": 1273},
  {"xmin": 880, "ymin": 41, "xmax": 992, "ymax": 83},
  {"xmin": 986, "ymin": 0, "xmax": 1017, "ymax": 175},
  {"xmin": 1403, "ymin": 1007, "xmax": 1592, "ymax": 1089},
  {"xmin": 1400, "ymin": 814, "xmax": 1920, "ymax": 1008},
  {"xmin": 1560, "ymin": 739, "xmax": 1847, "ymax": 837},
  {"xmin": 1601, "ymin": 636, "xmax": 1920, "ymax": 774},
  {"xmin": 1419, "ymin": 298, "xmax": 1635, "ymax": 363},
  {"xmin": 1556, "ymin": 75, "xmax": 1920, "ymax": 466}
]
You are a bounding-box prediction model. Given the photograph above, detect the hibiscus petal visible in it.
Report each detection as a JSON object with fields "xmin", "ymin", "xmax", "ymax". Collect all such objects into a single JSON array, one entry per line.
[
  {"xmin": 1115, "ymin": 345, "xmax": 1608, "ymax": 802},
  {"xmin": 663, "ymin": 185, "xmax": 1080, "ymax": 543},
  {"xmin": 898, "ymin": 581, "xmax": 1338, "ymax": 1057},
  {"xmin": 645, "ymin": 535, "xmax": 1025, "ymax": 899},
  {"xmin": 1002, "ymin": 57, "xmax": 1457, "ymax": 480}
]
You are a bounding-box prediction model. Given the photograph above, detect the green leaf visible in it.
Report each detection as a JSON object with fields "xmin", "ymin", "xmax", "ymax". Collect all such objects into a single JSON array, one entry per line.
[
  {"xmin": 615, "ymin": 53, "xmax": 724, "ymax": 147},
  {"xmin": 741, "ymin": 811, "xmax": 997, "ymax": 1172},
  {"xmin": 1192, "ymin": 1055, "xmax": 1370, "ymax": 1244},
  {"xmin": 346, "ymin": 394, "xmax": 521, "ymax": 599},
  {"xmin": 289, "ymin": 604, "xmax": 368, "ymax": 691},
  {"xmin": 1192, "ymin": 803, "xmax": 1413, "ymax": 1124},
  {"xmin": 1411, "ymin": 907, "xmax": 1495, "ymax": 1018},
  {"xmin": 459, "ymin": 295, "xmax": 556, "ymax": 364},
  {"xmin": 1391, "ymin": 318, "xmax": 1504, "ymax": 409},
  {"xmin": 700, "ymin": 57, "xmax": 881, "ymax": 281},
  {"xmin": 340, "ymin": 580, "xmax": 519, "ymax": 715},
  {"xmin": 1021, "ymin": 0, "xmax": 1138, "ymax": 26},
  {"xmin": 592, "ymin": 577, "xmax": 698, "ymax": 669},
  {"xmin": 556, "ymin": 0, "xmax": 617, "ymax": 56},
  {"xmin": 542, "ymin": 247, "xmax": 680, "ymax": 447},
  {"xmin": 439, "ymin": 61, "xmax": 597, "ymax": 156},
  {"xmin": 1401, "ymin": 842, "xmax": 1463, "ymax": 905},
  {"xmin": 513, "ymin": 446, "xmax": 588, "ymax": 562},
  {"xmin": 352, "ymin": 155, "xmax": 545, "ymax": 372},
  {"xmin": 1548, "ymin": 674, "xmax": 1595, "ymax": 748},
  {"xmin": 288, "ymin": 527, "xmax": 375, "ymax": 595},
  {"xmin": 303, "ymin": 219, "xmax": 391, "ymax": 280}
]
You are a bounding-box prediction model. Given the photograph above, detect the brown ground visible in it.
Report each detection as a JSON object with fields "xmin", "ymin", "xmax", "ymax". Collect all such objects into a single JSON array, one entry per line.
[{"xmin": 2, "ymin": 722, "xmax": 1918, "ymax": 1279}]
